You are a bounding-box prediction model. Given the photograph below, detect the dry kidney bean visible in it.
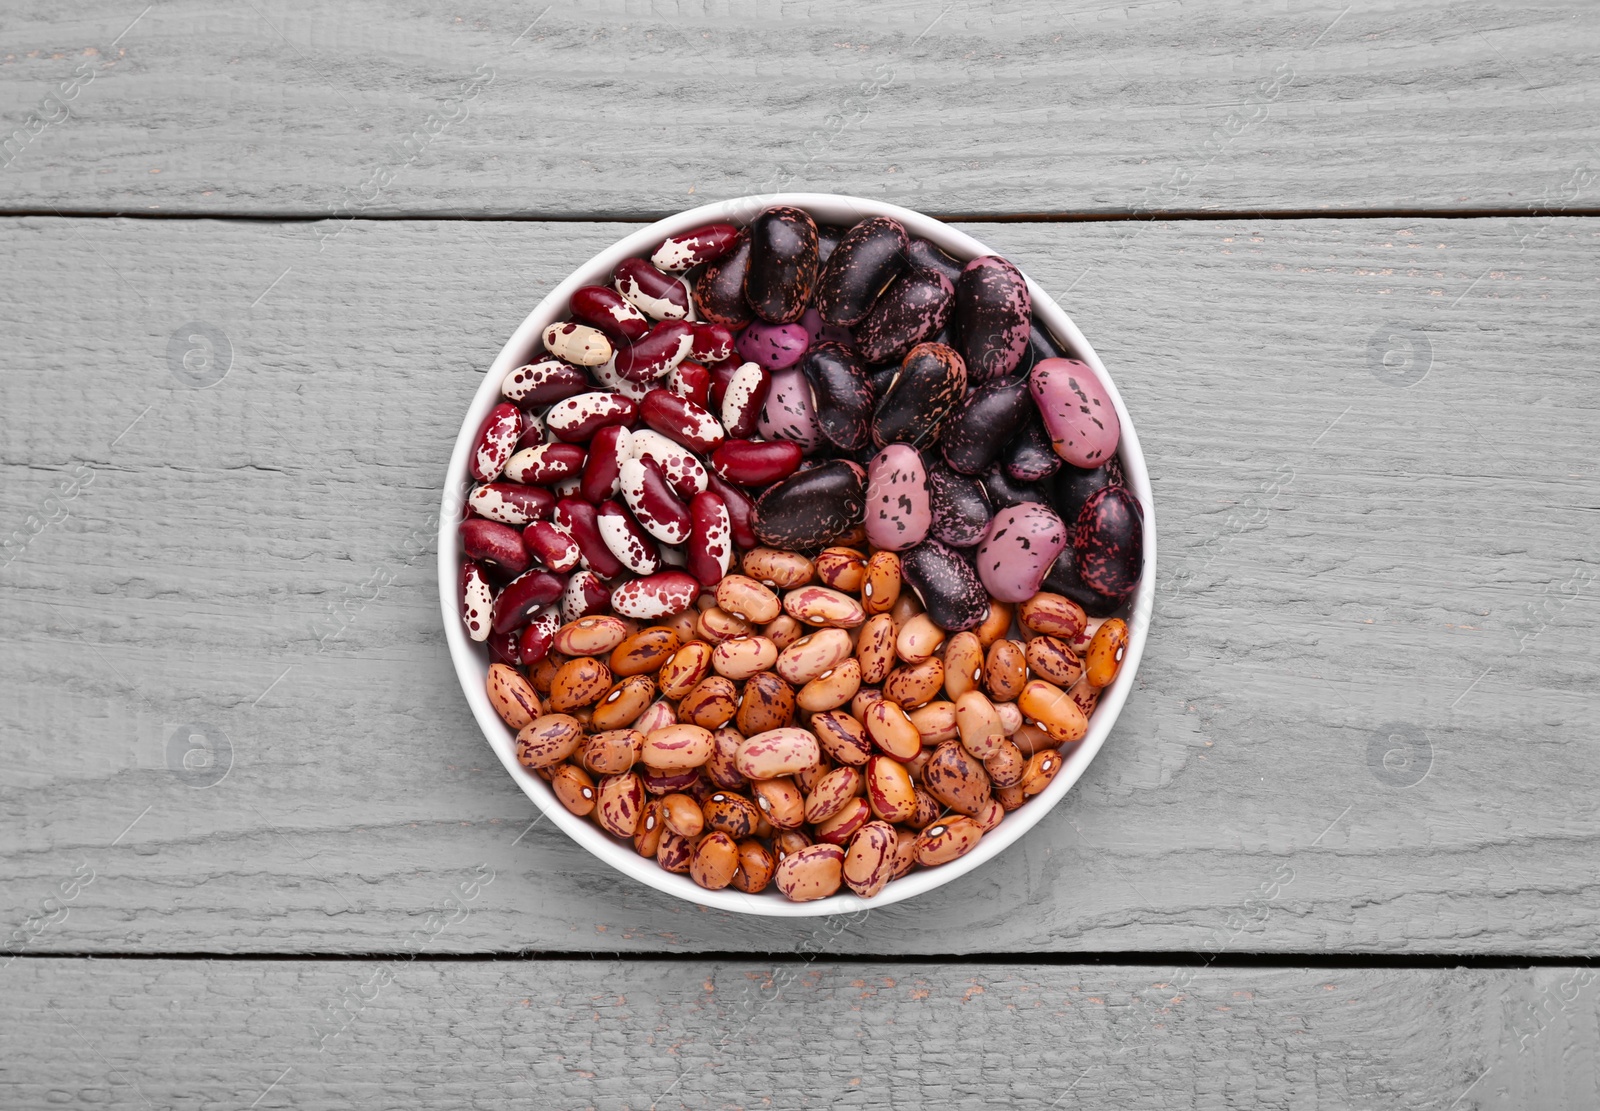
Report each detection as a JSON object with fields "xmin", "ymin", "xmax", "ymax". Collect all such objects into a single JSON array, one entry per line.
[
  {"xmin": 691, "ymin": 831, "xmax": 740, "ymax": 889},
  {"xmin": 737, "ymin": 320, "xmax": 810, "ymax": 370},
  {"xmin": 811, "ymin": 711, "xmax": 872, "ymax": 767},
  {"xmin": 772, "ymin": 829, "xmax": 813, "ymax": 861},
  {"xmin": 731, "ymin": 838, "xmax": 776, "ymax": 893},
  {"xmin": 655, "ymin": 829, "xmax": 694, "ymax": 872},
  {"xmin": 797, "ymin": 658, "xmax": 862, "ymax": 713},
  {"xmin": 861, "ymin": 550, "xmax": 901, "ymax": 615},
  {"xmin": 854, "ymin": 613, "xmax": 896, "ymax": 684},
  {"xmin": 596, "ymin": 500, "xmax": 663, "ymax": 576},
  {"xmin": 486, "ymin": 663, "xmax": 541, "ymax": 729},
  {"xmin": 686, "ymin": 492, "xmax": 732, "ymax": 588},
  {"xmin": 705, "ymin": 729, "xmax": 748, "ymax": 791},
  {"xmin": 1084, "ymin": 617, "xmax": 1128, "ymax": 688},
  {"xmin": 471, "ymin": 402, "xmax": 524, "ymax": 483},
  {"xmin": 653, "ymin": 223, "xmax": 739, "ymax": 272},
  {"xmin": 695, "ymin": 606, "xmax": 751, "ymax": 644},
  {"xmin": 1025, "ymin": 636, "xmax": 1084, "ymax": 689},
  {"xmin": 578, "ymin": 728, "xmax": 644, "ymax": 776},
  {"xmin": 492, "ymin": 570, "xmax": 564, "ymax": 636},
  {"xmin": 864, "ymin": 700, "xmax": 920, "ymax": 761},
  {"xmin": 774, "ymin": 842, "xmax": 844, "ymax": 901},
  {"xmin": 522, "ymin": 521, "xmax": 581, "ymax": 574},
  {"xmin": 610, "ymin": 627, "xmax": 680, "ymax": 675},
  {"xmin": 462, "ymin": 518, "xmax": 531, "ymax": 577},
  {"xmin": 549, "ymin": 656, "xmax": 612, "ymax": 712},
  {"xmin": 640, "ymin": 724, "xmax": 714, "ymax": 771},
  {"xmin": 803, "ymin": 766, "xmax": 863, "ymax": 825},
  {"xmin": 745, "ymin": 206, "xmax": 819, "ymax": 325},
  {"xmin": 751, "ymin": 460, "xmax": 866, "ymax": 550},
  {"xmin": 954, "ymin": 257, "xmax": 1031, "ymax": 382},
  {"xmin": 814, "ymin": 547, "xmax": 866, "ymax": 592},
  {"xmin": 689, "ymin": 323, "xmax": 736, "ymax": 364},
  {"xmin": 783, "ymin": 586, "xmax": 865, "ymax": 629},
  {"xmin": 741, "ymin": 548, "xmax": 814, "ymax": 590},
  {"xmin": 619, "ymin": 458, "xmax": 691, "ymax": 545},
  {"xmin": 915, "ymin": 816, "xmax": 984, "ymax": 866},
  {"xmin": 899, "ymin": 539, "xmax": 990, "ymax": 632},
  {"xmin": 669, "ymin": 360, "xmax": 712, "ymax": 408},
  {"xmin": 611, "ymin": 571, "xmax": 699, "ymax": 620},
  {"xmin": 713, "ymin": 635, "xmax": 778, "ymax": 681},
  {"xmin": 614, "ymin": 257, "xmax": 693, "ymax": 321},
  {"xmin": 813, "ymin": 797, "xmax": 870, "ymax": 845},
  {"xmin": 692, "ymin": 229, "xmax": 754, "ymax": 327},
  {"xmin": 501, "ymin": 357, "xmax": 590, "ymax": 405},
  {"xmin": 895, "ymin": 613, "xmax": 946, "ymax": 663},
  {"xmin": 461, "ymin": 562, "xmax": 495, "ymax": 643},
  {"xmin": 865, "ymin": 755, "xmax": 918, "ymax": 824},
  {"xmin": 954, "ymin": 690, "xmax": 1005, "ymax": 760},
  {"xmin": 641, "ymin": 388, "xmax": 725, "ymax": 454},
  {"xmin": 1030, "ymin": 357, "xmax": 1119, "ymax": 468},
  {"xmin": 571, "ymin": 284, "xmax": 650, "ymax": 344},
  {"xmin": 801, "ymin": 342, "xmax": 875, "ymax": 452},
  {"xmin": 735, "ymin": 728, "xmax": 820, "ymax": 780},
  {"xmin": 1010, "ymin": 722, "xmax": 1056, "ymax": 758},
  {"xmin": 924, "ymin": 740, "xmax": 992, "ymax": 816},
  {"xmin": 703, "ymin": 789, "xmax": 760, "ymax": 838},
  {"xmin": 470, "ymin": 483, "xmax": 555, "ymax": 528},
  {"xmin": 855, "ymin": 268, "xmax": 955, "ymax": 364},
  {"xmin": 719, "ymin": 362, "xmax": 771, "ymax": 440},
  {"xmin": 872, "ymin": 342, "xmax": 967, "ymax": 449},
  {"xmin": 504, "ymin": 443, "xmax": 585, "ymax": 486},
  {"xmin": 983, "ymin": 739, "xmax": 1027, "ymax": 788},
  {"xmin": 549, "ymin": 764, "xmax": 597, "ymax": 816},
  {"xmin": 715, "ymin": 574, "xmax": 781, "ymax": 624},
  {"xmin": 1018, "ymin": 591, "xmax": 1088, "ymax": 639},
  {"xmin": 1021, "ymin": 749, "xmax": 1063, "ymax": 796},
  {"xmin": 1072, "ymin": 485, "xmax": 1143, "ymax": 601},
  {"xmin": 657, "ymin": 642, "xmax": 713, "ymax": 699},
  {"xmin": 843, "ymin": 821, "xmax": 897, "ymax": 898},
  {"xmin": 751, "ymin": 777, "xmax": 806, "ymax": 830},
  {"xmin": 515, "ymin": 714, "xmax": 584, "ymax": 769},
  {"xmin": 973, "ymin": 796, "xmax": 1005, "ymax": 832},
  {"xmin": 591, "ymin": 674, "xmax": 656, "ymax": 730},
  {"xmin": 942, "ymin": 631, "xmax": 985, "ymax": 700},
  {"xmin": 763, "ymin": 613, "xmax": 805, "ymax": 650},
  {"xmin": 553, "ymin": 615, "xmax": 629, "ymax": 658},
  {"xmin": 659, "ymin": 792, "xmax": 704, "ymax": 838},
  {"xmin": 579, "ymin": 425, "xmax": 629, "ymax": 504},
  {"xmin": 815, "ymin": 216, "xmax": 908, "ymax": 326},
  {"xmin": 976, "ymin": 502, "xmax": 1068, "ymax": 604},
  {"xmin": 883, "ymin": 657, "xmax": 944, "ymax": 709},
  {"xmin": 940, "ymin": 377, "xmax": 1034, "ymax": 477},
  {"xmin": 984, "ymin": 640, "xmax": 1027, "ymax": 702},
  {"xmin": 641, "ymin": 766, "xmax": 700, "ymax": 796},
  {"xmin": 1018, "ymin": 679, "xmax": 1089, "ymax": 743},
  {"xmin": 543, "ymin": 322, "xmax": 614, "ymax": 367}
]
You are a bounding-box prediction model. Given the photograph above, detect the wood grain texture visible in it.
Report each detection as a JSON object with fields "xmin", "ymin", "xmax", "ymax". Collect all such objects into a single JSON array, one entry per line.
[
  {"xmin": 2, "ymin": 0, "xmax": 1599, "ymax": 217},
  {"xmin": 0, "ymin": 215, "xmax": 1596, "ymax": 955},
  {"xmin": 4, "ymin": 958, "xmax": 1598, "ymax": 1109}
]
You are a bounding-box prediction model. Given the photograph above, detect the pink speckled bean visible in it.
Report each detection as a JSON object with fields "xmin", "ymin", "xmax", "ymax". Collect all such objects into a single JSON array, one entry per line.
[
  {"xmin": 1029, "ymin": 357, "xmax": 1121, "ymax": 468},
  {"xmin": 864, "ymin": 444, "xmax": 931, "ymax": 552},
  {"xmin": 975, "ymin": 501, "xmax": 1069, "ymax": 603},
  {"xmin": 757, "ymin": 367, "xmax": 824, "ymax": 453},
  {"xmin": 735, "ymin": 320, "xmax": 810, "ymax": 370}
]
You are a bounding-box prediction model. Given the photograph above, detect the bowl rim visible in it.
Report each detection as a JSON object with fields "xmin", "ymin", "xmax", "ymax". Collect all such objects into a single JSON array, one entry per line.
[{"xmin": 438, "ymin": 192, "xmax": 1156, "ymax": 917}]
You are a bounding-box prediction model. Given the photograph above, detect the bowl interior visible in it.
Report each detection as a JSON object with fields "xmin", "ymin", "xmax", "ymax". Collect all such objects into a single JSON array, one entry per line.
[{"xmin": 439, "ymin": 193, "xmax": 1156, "ymax": 917}]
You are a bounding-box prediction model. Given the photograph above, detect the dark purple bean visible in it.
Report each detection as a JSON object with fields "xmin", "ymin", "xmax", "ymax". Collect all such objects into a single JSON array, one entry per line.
[
  {"xmin": 816, "ymin": 224, "xmax": 850, "ymax": 265},
  {"xmin": 1072, "ymin": 486, "xmax": 1143, "ymax": 599},
  {"xmin": 871, "ymin": 342, "xmax": 967, "ymax": 450},
  {"xmin": 939, "ymin": 376, "xmax": 1033, "ymax": 476},
  {"xmin": 815, "ymin": 216, "xmax": 909, "ymax": 327},
  {"xmin": 745, "ymin": 206, "xmax": 819, "ymax": 324},
  {"xmin": 1040, "ymin": 554, "xmax": 1124, "ymax": 618},
  {"xmin": 981, "ymin": 466, "xmax": 1048, "ymax": 512},
  {"xmin": 904, "ymin": 238, "xmax": 965, "ymax": 286},
  {"xmin": 954, "ymin": 256, "xmax": 1032, "ymax": 383},
  {"xmin": 751, "ymin": 460, "xmax": 866, "ymax": 550},
  {"xmin": 800, "ymin": 342, "xmax": 875, "ymax": 452},
  {"xmin": 899, "ymin": 539, "xmax": 991, "ymax": 632},
  {"xmin": 1004, "ymin": 415, "xmax": 1062, "ymax": 483},
  {"xmin": 926, "ymin": 462, "xmax": 992, "ymax": 548},
  {"xmin": 1050, "ymin": 460, "xmax": 1120, "ymax": 529},
  {"xmin": 1016, "ymin": 323, "xmax": 1070, "ymax": 378},
  {"xmin": 693, "ymin": 230, "xmax": 754, "ymax": 328},
  {"xmin": 854, "ymin": 268, "xmax": 955, "ymax": 365}
]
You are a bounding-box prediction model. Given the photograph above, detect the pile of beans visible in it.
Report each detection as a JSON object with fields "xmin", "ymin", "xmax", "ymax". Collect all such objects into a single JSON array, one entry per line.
[
  {"xmin": 459, "ymin": 204, "xmax": 1146, "ymax": 900},
  {"xmin": 486, "ymin": 544, "xmax": 1129, "ymax": 900}
]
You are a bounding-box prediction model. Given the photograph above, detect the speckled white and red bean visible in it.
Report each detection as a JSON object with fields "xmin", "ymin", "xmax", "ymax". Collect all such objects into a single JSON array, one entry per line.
[
  {"xmin": 641, "ymin": 388, "xmax": 725, "ymax": 455},
  {"xmin": 619, "ymin": 457, "xmax": 692, "ymax": 545},
  {"xmin": 719, "ymin": 362, "xmax": 770, "ymax": 440},
  {"xmin": 597, "ymin": 499, "xmax": 664, "ymax": 575},
  {"xmin": 470, "ymin": 402, "xmax": 523, "ymax": 482},
  {"xmin": 625, "ymin": 429, "xmax": 709, "ymax": 500},
  {"xmin": 542, "ymin": 322, "xmax": 613, "ymax": 367},
  {"xmin": 650, "ymin": 223, "xmax": 739, "ymax": 273},
  {"xmin": 613, "ymin": 258, "xmax": 693, "ymax": 321},
  {"xmin": 460, "ymin": 561, "xmax": 494, "ymax": 642},
  {"xmin": 546, "ymin": 392, "xmax": 637, "ymax": 443},
  {"xmin": 610, "ymin": 570, "xmax": 700, "ymax": 619},
  {"xmin": 687, "ymin": 491, "xmax": 732, "ymax": 588}
]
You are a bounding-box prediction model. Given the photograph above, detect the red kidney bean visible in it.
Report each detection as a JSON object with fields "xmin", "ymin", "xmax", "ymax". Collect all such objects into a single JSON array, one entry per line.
[
  {"xmin": 667, "ymin": 361, "xmax": 711, "ymax": 408},
  {"xmin": 460, "ymin": 561, "xmax": 494, "ymax": 642},
  {"xmin": 542, "ymin": 321, "xmax": 613, "ymax": 366},
  {"xmin": 614, "ymin": 320, "xmax": 695, "ymax": 383},
  {"xmin": 503, "ymin": 442, "xmax": 586, "ymax": 485},
  {"xmin": 626, "ymin": 429, "xmax": 709, "ymax": 500},
  {"xmin": 707, "ymin": 358, "xmax": 741, "ymax": 410},
  {"xmin": 689, "ymin": 322, "xmax": 735, "ymax": 364},
  {"xmin": 516, "ymin": 607, "xmax": 560, "ymax": 664},
  {"xmin": 570, "ymin": 284, "xmax": 650, "ymax": 344},
  {"xmin": 710, "ymin": 439, "xmax": 803, "ymax": 487},
  {"xmin": 692, "ymin": 230, "xmax": 753, "ymax": 328},
  {"xmin": 651, "ymin": 222, "xmax": 740, "ymax": 272},
  {"xmin": 579, "ymin": 425, "xmax": 629, "ymax": 504},
  {"xmin": 614, "ymin": 257, "xmax": 692, "ymax": 321},
  {"xmin": 545, "ymin": 392, "xmax": 637, "ymax": 443},
  {"xmin": 687, "ymin": 491, "xmax": 732, "ymax": 588},
  {"xmin": 522, "ymin": 520, "xmax": 582, "ymax": 574},
  {"xmin": 468, "ymin": 483, "xmax": 554, "ymax": 526},
  {"xmin": 640, "ymin": 388, "xmax": 725, "ymax": 454},
  {"xmin": 554, "ymin": 498, "xmax": 625, "ymax": 579},
  {"xmin": 470, "ymin": 402, "xmax": 523, "ymax": 482},
  {"xmin": 461, "ymin": 518, "xmax": 531, "ymax": 576},
  {"xmin": 611, "ymin": 571, "xmax": 700, "ymax": 620},
  {"xmin": 705, "ymin": 473, "xmax": 758, "ymax": 550},
  {"xmin": 491, "ymin": 569, "xmax": 565, "ymax": 634},
  {"xmin": 500, "ymin": 357, "xmax": 591, "ymax": 405},
  {"xmin": 719, "ymin": 362, "xmax": 770, "ymax": 439},
  {"xmin": 596, "ymin": 499, "xmax": 663, "ymax": 575},
  {"xmin": 561, "ymin": 569, "xmax": 611, "ymax": 622},
  {"xmin": 620, "ymin": 457, "xmax": 692, "ymax": 544}
]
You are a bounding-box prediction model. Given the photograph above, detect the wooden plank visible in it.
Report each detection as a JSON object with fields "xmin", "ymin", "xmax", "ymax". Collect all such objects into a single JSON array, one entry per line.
[
  {"xmin": 0, "ymin": 215, "xmax": 1596, "ymax": 955},
  {"xmin": 2, "ymin": 0, "xmax": 1599, "ymax": 217},
  {"xmin": 4, "ymin": 958, "xmax": 1597, "ymax": 1109}
]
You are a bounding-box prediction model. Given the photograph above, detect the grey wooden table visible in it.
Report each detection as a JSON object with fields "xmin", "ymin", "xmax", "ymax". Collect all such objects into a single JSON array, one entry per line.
[{"xmin": 2, "ymin": 1, "xmax": 1597, "ymax": 1107}]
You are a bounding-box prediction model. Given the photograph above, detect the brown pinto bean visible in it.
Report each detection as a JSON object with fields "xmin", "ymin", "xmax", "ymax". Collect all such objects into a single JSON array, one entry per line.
[
  {"xmin": 974, "ymin": 599, "xmax": 1014, "ymax": 647},
  {"xmin": 656, "ymin": 829, "xmax": 694, "ymax": 873},
  {"xmin": 910, "ymin": 700, "xmax": 958, "ymax": 745},
  {"xmin": 731, "ymin": 838, "xmax": 775, "ymax": 893},
  {"xmin": 579, "ymin": 728, "xmax": 645, "ymax": 776},
  {"xmin": 915, "ymin": 816, "xmax": 984, "ymax": 866},
  {"xmin": 763, "ymin": 614, "xmax": 806, "ymax": 650},
  {"xmin": 660, "ymin": 792, "xmax": 705, "ymax": 837},
  {"xmin": 954, "ymin": 690, "xmax": 1005, "ymax": 760},
  {"xmin": 633, "ymin": 699, "xmax": 678, "ymax": 735},
  {"xmin": 528, "ymin": 653, "xmax": 564, "ymax": 696},
  {"xmin": 702, "ymin": 790, "xmax": 761, "ymax": 838},
  {"xmin": 815, "ymin": 546, "xmax": 866, "ymax": 591},
  {"xmin": 1066, "ymin": 677, "xmax": 1101, "ymax": 718},
  {"xmin": 486, "ymin": 663, "xmax": 541, "ymax": 730},
  {"xmin": 705, "ymin": 728, "xmax": 748, "ymax": 790},
  {"xmin": 804, "ymin": 766, "xmax": 863, "ymax": 824},
  {"xmin": 690, "ymin": 831, "xmax": 740, "ymax": 890},
  {"xmin": 1018, "ymin": 592, "xmax": 1087, "ymax": 639},
  {"xmin": 1085, "ymin": 618, "xmax": 1129, "ymax": 689},
  {"xmin": 736, "ymin": 671, "xmax": 795, "ymax": 735},
  {"xmin": 696, "ymin": 606, "xmax": 753, "ymax": 643},
  {"xmin": 633, "ymin": 800, "xmax": 665, "ymax": 856},
  {"xmin": 641, "ymin": 766, "xmax": 701, "ymax": 796},
  {"xmin": 911, "ymin": 788, "xmax": 943, "ymax": 828},
  {"xmin": 797, "ymin": 658, "xmax": 863, "ymax": 713},
  {"xmin": 741, "ymin": 547, "xmax": 815, "ymax": 589},
  {"xmin": 776, "ymin": 627, "xmax": 854, "ymax": 685},
  {"xmin": 679, "ymin": 676, "xmax": 740, "ymax": 729},
  {"xmin": 811, "ymin": 711, "xmax": 872, "ymax": 766},
  {"xmin": 1018, "ymin": 679, "xmax": 1089, "ymax": 743},
  {"xmin": 712, "ymin": 634, "xmax": 778, "ymax": 680},
  {"xmin": 883, "ymin": 658, "xmax": 944, "ymax": 709},
  {"xmin": 596, "ymin": 772, "xmax": 646, "ymax": 836},
  {"xmin": 994, "ymin": 701, "xmax": 1023, "ymax": 736},
  {"xmin": 984, "ymin": 640, "xmax": 1028, "ymax": 702},
  {"xmin": 784, "ymin": 585, "xmax": 866, "ymax": 629},
  {"xmin": 851, "ymin": 686, "xmax": 885, "ymax": 722},
  {"xmin": 514, "ymin": 714, "xmax": 584, "ymax": 769},
  {"xmin": 551, "ymin": 764, "xmax": 597, "ymax": 816},
  {"xmin": 923, "ymin": 740, "xmax": 992, "ymax": 816},
  {"xmin": 714, "ymin": 574, "xmax": 781, "ymax": 623},
  {"xmin": 735, "ymin": 728, "xmax": 821, "ymax": 780},
  {"xmin": 891, "ymin": 827, "xmax": 919, "ymax": 878},
  {"xmin": 552, "ymin": 614, "xmax": 630, "ymax": 658},
  {"xmin": 774, "ymin": 843, "xmax": 845, "ymax": 901},
  {"xmin": 548, "ymin": 656, "xmax": 613, "ymax": 711},
  {"xmin": 792, "ymin": 754, "xmax": 833, "ymax": 796},
  {"xmin": 590, "ymin": 674, "xmax": 656, "ymax": 731},
  {"xmin": 895, "ymin": 613, "xmax": 946, "ymax": 663},
  {"xmin": 658, "ymin": 642, "xmax": 713, "ymax": 699},
  {"xmin": 1011, "ymin": 722, "xmax": 1056, "ymax": 758},
  {"xmin": 889, "ymin": 591, "xmax": 923, "ymax": 633},
  {"xmin": 1026, "ymin": 635, "xmax": 1086, "ymax": 689},
  {"xmin": 995, "ymin": 784, "xmax": 1027, "ymax": 811},
  {"xmin": 661, "ymin": 609, "xmax": 698, "ymax": 643},
  {"xmin": 906, "ymin": 747, "xmax": 933, "ymax": 783},
  {"xmin": 1021, "ymin": 748, "xmax": 1064, "ymax": 796},
  {"xmin": 864, "ymin": 700, "xmax": 921, "ymax": 761},
  {"xmin": 610, "ymin": 627, "xmax": 682, "ymax": 676},
  {"xmin": 865, "ymin": 755, "xmax": 918, "ymax": 824},
  {"xmin": 973, "ymin": 796, "xmax": 1005, "ymax": 832},
  {"xmin": 861, "ymin": 550, "xmax": 902, "ymax": 615},
  {"xmin": 853, "ymin": 613, "xmax": 898, "ymax": 685},
  {"xmin": 942, "ymin": 631, "xmax": 985, "ymax": 701},
  {"xmin": 844, "ymin": 821, "xmax": 897, "ymax": 898},
  {"xmin": 640, "ymin": 723, "xmax": 715, "ymax": 771},
  {"xmin": 814, "ymin": 797, "xmax": 871, "ymax": 845},
  {"xmin": 751, "ymin": 777, "xmax": 807, "ymax": 829},
  {"xmin": 983, "ymin": 738, "xmax": 1027, "ymax": 788}
]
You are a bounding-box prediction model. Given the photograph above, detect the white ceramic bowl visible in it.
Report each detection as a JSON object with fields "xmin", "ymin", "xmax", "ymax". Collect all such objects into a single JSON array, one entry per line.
[{"xmin": 440, "ymin": 193, "xmax": 1156, "ymax": 917}]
